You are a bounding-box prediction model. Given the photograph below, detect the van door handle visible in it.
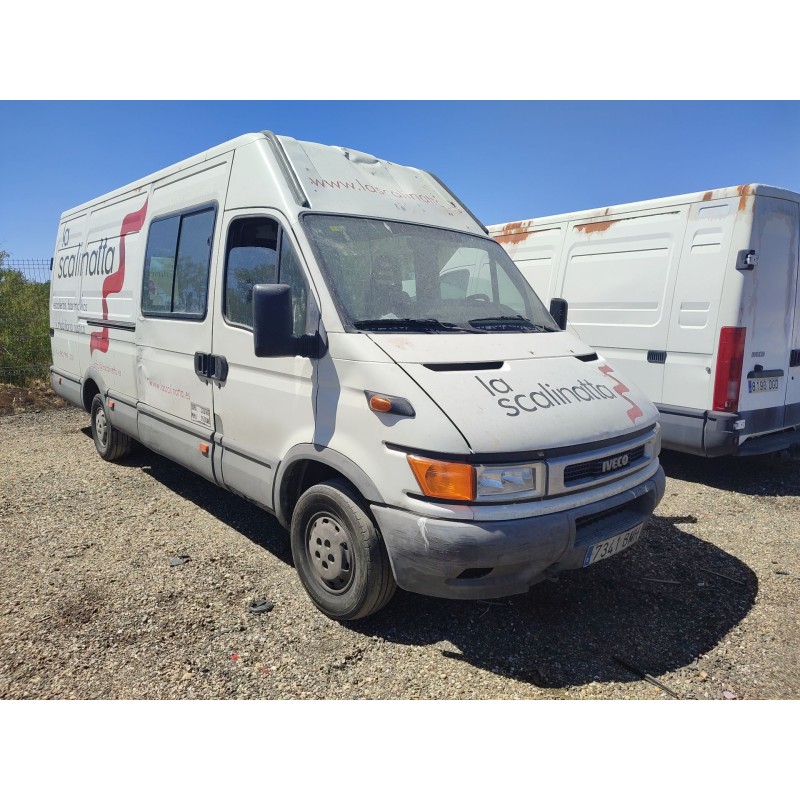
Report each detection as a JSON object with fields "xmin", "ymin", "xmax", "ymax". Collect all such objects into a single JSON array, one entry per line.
[
  {"xmin": 194, "ymin": 351, "xmax": 228, "ymax": 382},
  {"xmin": 194, "ymin": 351, "xmax": 209, "ymax": 378},
  {"xmin": 209, "ymin": 355, "xmax": 229, "ymax": 382}
]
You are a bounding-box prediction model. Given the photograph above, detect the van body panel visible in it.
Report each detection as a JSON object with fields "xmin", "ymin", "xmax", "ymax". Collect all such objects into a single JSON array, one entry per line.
[
  {"xmin": 311, "ymin": 356, "xmax": 473, "ymax": 512},
  {"xmin": 50, "ymin": 131, "xmax": 667, "ymax": 616},
  {"xmin": 398, "ymin": 356, "xmax": 655, "ymax": 453},
  {"xmin": 491, "ymin": 184, "xmax": 800, "ymax": 456}
]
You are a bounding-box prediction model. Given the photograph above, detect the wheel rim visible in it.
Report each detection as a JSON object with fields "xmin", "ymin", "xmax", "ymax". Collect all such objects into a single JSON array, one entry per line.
[
  {"xmin": 306, "ymin": 513, "xmax": 354, "ymax": 593},
  {"xmin": 95, "ymin": 406, "xmax": 108, "ymax": 448}
]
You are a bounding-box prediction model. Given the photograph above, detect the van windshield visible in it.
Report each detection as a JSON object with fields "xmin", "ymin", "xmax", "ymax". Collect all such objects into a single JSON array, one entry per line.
[{"xmin": 303, "ymin": 214, "xmax": 558, "ymax": 333}]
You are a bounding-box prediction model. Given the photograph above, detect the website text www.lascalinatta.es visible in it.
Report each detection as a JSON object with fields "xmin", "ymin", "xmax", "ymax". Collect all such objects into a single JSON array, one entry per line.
[{"xmin": 307, "ymin": 177, "xmax": 456, "ymax": 210}]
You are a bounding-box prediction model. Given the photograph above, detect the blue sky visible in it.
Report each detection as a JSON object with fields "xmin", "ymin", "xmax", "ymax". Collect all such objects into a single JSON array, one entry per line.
[{"xmin": 2, "ymin": 100, "xmax": 798, "ymax": 262}]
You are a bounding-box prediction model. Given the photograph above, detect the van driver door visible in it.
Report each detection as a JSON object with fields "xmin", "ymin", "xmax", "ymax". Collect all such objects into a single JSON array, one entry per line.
[{"xmin": 209, "ymin": 209, "xmax": 319, "ymax": 509}]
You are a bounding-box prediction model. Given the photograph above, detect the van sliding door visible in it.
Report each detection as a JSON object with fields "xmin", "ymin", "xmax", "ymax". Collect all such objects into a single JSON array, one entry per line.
[{"xmin": 135, "ymin": 156, "xmax": 232, "ymax": 481}]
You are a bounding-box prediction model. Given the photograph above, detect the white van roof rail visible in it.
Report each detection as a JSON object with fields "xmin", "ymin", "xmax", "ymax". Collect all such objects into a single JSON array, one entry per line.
[
  {"xmin": 425, "ymin": 171, "xmax": 488, "ymax": 235},
  {"xmin": 261, "ymin": 130, "xmax": 311, "ymax": 208}
]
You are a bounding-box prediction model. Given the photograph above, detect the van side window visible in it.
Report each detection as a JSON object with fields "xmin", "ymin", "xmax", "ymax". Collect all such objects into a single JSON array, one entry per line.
[
  {"xmin": 142, "ymin": 207, "xmax": 215, "ymax": 318},
  {"xmin": 224, "ymin": 217, "xmax": 311, "ymax": 334}
]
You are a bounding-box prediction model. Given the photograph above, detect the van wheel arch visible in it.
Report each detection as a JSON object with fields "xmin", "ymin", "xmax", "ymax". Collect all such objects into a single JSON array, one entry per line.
[
  {"xmin": 275, "ymin": 447, "xmax": 384, "ymax": 529},
  {"xmin": 82, "ymin": 378, "xmax": 101, "ymax": 412}
]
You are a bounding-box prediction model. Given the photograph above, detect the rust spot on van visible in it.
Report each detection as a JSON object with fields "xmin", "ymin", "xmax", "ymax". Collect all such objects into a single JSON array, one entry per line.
[
  {"xmin": 702, "ymin": 191, "xmax": 713, "ymax": 202},
  {"xmin": 736, "ymin": 184, "xmax": 751, "ymax": 212},
  {"xmin": 576, "ymin": 219, "xmax": 617, "ymax": 234},
  {"xmin": 495, "ymin": 221, "xmax": 531, "ymax": 245}
]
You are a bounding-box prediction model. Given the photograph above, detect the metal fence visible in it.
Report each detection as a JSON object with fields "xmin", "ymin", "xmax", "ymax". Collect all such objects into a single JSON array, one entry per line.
[{"xmin": 0, "ymin": 259, "xmax": 52, "ymax": 385}]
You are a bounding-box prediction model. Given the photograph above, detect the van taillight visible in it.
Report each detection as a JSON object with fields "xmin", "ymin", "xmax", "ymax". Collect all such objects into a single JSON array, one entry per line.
[{"xmin": 713, "ymin": 327, "xmax": 746, "ymax": 412}]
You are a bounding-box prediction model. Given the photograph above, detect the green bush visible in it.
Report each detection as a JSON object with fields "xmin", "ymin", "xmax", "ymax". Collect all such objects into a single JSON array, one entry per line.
[{"xmin": 0, "ymin": 251, "xmax": 51, "ymax": 387}]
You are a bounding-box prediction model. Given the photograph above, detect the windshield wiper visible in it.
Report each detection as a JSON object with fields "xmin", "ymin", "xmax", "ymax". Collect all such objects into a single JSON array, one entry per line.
[
  {"xmin": 354, "ymin": 317, "xmax": 460, "ymax": 332},
  {"xmin": 467, "ymin": 315, "xmax": 557, "ymax": 332}
]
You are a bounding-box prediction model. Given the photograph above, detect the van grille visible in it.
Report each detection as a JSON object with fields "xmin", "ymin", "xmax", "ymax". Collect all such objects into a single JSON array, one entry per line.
[{"xmin": 564, "ymin": 445, "xmax": 646, "ymax": 484}]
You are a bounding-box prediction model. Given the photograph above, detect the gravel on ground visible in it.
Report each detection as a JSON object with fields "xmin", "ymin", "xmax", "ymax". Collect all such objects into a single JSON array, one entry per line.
[{"xmin": 1, "ymin": 406, "xmax": 798, "ymax": 700}]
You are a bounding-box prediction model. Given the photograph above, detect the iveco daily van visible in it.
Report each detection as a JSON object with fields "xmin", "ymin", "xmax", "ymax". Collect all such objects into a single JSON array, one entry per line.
[
  {"xmin": 491, "ymin": 185, "xmax": 800, "ymax": 457},
  {"xmin": 50, "ymin": 132, "xmax": 665, "ymax": 620}
]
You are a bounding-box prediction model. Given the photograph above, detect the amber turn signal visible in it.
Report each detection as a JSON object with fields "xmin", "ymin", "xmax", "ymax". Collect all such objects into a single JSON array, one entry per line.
[
  {"xmin": 407, "ymin": 455, "xmax": 475, "ymax": 501},
  {"xmin": 369, "ymin": 395, "xmax": 393, "ymax": 413}
]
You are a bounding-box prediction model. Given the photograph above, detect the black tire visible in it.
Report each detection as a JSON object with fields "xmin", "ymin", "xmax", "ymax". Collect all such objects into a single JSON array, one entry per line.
[
  {"xmin": 90, "ymin": 393, "xmax": 132, "ymax": 461},
  {"xmin": 290, "ymin": 480, "xmax": 396, "ymax": 621}
]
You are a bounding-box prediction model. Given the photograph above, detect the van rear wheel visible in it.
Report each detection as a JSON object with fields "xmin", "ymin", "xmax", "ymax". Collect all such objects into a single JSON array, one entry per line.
[
  {"xmin": 90, "ymin": 394, "xmax": 132, "ymax": 461},
  {"xmin": 290, "ymin": 480, "xmax": 396, "ymax": 621}
]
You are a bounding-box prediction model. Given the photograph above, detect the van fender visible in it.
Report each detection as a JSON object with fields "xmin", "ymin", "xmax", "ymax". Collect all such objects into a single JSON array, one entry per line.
[{"xmin": 274, "ymin": 444, "xmax": 385, "ymax": 528}]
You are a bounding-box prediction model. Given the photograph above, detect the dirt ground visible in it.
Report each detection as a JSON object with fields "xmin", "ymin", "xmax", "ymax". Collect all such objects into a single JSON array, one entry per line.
[{"xmin": 0, "ymin": 381, "xmax": 66, "ymax": 415}]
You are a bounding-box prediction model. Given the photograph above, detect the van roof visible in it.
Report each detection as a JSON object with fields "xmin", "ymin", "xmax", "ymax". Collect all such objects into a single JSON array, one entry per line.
[
  {"xmin": 487, "ymin": 184, "xmax": 800, "ymax": 235},
  {"xmin": 60, "ymin": 132, "xmax": 487, "ymax": 236},
  {"xmin": 60, "ymin": 133, "xmax": 265, "ymax": 219}
]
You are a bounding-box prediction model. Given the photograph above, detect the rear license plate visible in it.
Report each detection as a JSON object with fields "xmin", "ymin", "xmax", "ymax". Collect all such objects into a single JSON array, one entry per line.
[
  {"xmin": 748, "ymin": 378, "xmax": 781, "ymax": 393},
  {"xmin": 583, "ymin": 523, "xmax": 643, "ymax": 567}
]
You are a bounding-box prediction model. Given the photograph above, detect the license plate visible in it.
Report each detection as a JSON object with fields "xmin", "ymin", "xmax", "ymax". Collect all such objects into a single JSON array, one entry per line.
[
  {"xmin": 748, "ymin": 378, "xmax": 780, "ymax": 393},
  {"xmin": 583, "ymin": 523, "xmax": 643, "ymax": 567}
]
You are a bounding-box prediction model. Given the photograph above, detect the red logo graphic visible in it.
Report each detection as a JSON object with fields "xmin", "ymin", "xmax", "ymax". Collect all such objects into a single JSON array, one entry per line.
[
  {"xmin": 90, "ymin": 198, "xmax": 149, "ymax": 355},
  {"xmin": 598, "ymin": 364, "xmax": 644, "ymax": 424}
]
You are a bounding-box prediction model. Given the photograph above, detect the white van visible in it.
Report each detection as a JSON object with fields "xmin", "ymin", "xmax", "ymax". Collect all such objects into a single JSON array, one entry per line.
[
  {"xmin": 490, "ymin": 184, "xmax": 800, "ymax": 458},
  {"xmin": 50, "ymin": 132, "xmax": 665, "ymax": 620}
]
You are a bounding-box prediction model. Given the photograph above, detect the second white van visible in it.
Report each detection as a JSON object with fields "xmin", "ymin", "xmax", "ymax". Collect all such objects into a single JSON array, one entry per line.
[{"xmin": 491, "ymin": 184, "xmax": 800, "ymax": 457}]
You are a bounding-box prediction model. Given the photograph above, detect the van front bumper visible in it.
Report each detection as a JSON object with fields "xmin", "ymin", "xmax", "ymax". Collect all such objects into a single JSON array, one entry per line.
[{"xmin": 371, "ymin": 467, "xmax": 665, "ymax": 600}]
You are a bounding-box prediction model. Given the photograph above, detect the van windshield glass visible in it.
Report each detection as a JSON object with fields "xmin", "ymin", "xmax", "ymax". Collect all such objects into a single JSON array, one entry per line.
[{"xmin": 303, "ymin": 214, "xmax": 557, "ymax": 333}]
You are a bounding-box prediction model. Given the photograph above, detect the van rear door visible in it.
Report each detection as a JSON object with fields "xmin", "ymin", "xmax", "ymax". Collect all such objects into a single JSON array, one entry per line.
[
  {"xmin": 738, "ymin": 196, "xmax": 800, "ymax": 427},
  {"xmin": 784, "ymin": 204, "xmax": 800, "ymax": 423}
]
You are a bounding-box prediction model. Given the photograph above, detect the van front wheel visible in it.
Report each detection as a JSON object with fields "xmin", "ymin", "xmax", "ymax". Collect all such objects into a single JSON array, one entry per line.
[
  {"xmin": 290, "ymin": 480, "xmax": 396, "ymax": 621},
  {"xmin": 90, "ymin": 394, "xmax": 132, "ymax": 461}
]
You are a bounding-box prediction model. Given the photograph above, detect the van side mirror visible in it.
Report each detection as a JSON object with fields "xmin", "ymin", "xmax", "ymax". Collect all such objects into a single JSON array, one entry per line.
[
  {"xmin": 549, "ymin": 297, "xmax": 568, "ymax": 330},
  {"xmin": 252, "ymin": 284, "xmax": 324, "ymax": 358},
  {"xmin": 253, "ymin": 284, "xmax": 297, "ymax": 357}
]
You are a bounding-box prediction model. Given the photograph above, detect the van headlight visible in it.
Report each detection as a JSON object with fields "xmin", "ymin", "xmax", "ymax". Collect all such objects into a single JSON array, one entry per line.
[
  {"xmin": 475, "ymin": 463, "xmax": 545, "ymax": 500},
  {"xmin": 406, "ymin": 456, "xmax": 546, "ymax": 502}
]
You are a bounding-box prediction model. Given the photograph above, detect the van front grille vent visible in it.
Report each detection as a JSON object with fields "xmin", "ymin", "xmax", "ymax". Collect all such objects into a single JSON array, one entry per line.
[
  {"xmin": 424, "ymin": 361, "xmax": 504, "ymax": 372},
  {"xmin": 564, "ymin": 445, "xmax": 646, "ymax": 484}
]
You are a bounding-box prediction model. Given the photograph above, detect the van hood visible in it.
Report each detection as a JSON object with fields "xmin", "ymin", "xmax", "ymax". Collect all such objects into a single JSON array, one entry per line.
[{"xmin": 369, "ymin": 333, "xmax": 657, "ymax": 453}]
